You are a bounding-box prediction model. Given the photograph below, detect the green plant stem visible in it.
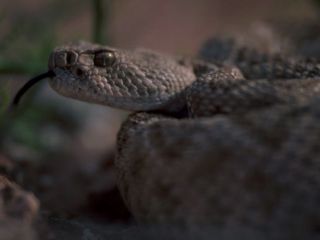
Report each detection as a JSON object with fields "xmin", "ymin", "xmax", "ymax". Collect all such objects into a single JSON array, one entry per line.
[{"xmin": 93, "ymin": 0, "xmax": 106, "ymax": 44}]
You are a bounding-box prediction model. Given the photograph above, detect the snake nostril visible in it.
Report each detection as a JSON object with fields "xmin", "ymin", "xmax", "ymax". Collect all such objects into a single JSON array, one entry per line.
[
  {"xmin": 71, "ymin": 66, "xmax": 87, "ymax": 79},
  {"xmin": 74, "ymin": 68, "xmax": 84, "ymax": 77}
]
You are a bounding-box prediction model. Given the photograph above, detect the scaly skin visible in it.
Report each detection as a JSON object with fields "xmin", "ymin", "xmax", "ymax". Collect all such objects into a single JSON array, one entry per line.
[
  {"xmin": 47, "ymin": 39, "xmax": 320, "ymax": 238},
  {"xmin": 48, "ymin": 40, "xmax": 320, "ymax": 116},
  {"xmin": 116, "ymin": 101, "xmax": 320, "ymax": 238},
  {"xmin": 48, "ymin": 41, "xmax": 195, "ymax": 112}
]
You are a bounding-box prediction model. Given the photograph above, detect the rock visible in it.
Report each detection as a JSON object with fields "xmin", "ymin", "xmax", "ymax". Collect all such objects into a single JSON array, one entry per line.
[
  {"xmin": 0, "ymin": 175, "xmax": 40, "ymax": 240},
  {"xmin": 115, "ymin": 108, "xmax": 320, "ymax": 239}
]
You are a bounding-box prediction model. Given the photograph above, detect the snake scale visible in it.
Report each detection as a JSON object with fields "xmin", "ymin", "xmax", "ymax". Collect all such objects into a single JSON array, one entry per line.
[{"xmin": 13, "ymin": 31, "xmax": 320, "ymax": 239}]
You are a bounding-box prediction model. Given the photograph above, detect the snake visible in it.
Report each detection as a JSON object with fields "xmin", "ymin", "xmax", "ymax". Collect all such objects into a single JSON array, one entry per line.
[{"xmin": 12, "ymin": 37, "xmax": 320, "ymax": 239}]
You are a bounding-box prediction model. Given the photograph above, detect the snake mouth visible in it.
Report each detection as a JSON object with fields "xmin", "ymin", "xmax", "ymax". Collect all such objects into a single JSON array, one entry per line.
[{"xmin": 12, "ymin": 70, "xmax": 56, "ymax": 107}]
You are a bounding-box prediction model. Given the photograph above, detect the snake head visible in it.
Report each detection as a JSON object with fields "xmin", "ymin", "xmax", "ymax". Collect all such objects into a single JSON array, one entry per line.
[{"xmin": 48, "ymin": 41, "xmax": 195, "ymax": 111}]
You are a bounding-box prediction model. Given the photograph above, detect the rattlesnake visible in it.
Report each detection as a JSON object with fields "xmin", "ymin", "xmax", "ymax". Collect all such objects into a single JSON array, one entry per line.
[{"xmin": 13, "ymin": 36, "xmax": 320, "ymax": 239}]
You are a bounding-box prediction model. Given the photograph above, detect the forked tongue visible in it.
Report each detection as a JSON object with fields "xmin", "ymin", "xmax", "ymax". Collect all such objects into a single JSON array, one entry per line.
[{"xmin": 11, "ymin": 70, "xmax": 55, "ymax": 107}]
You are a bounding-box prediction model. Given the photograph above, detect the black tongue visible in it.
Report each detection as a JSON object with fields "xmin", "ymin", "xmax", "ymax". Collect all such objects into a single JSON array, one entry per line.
[{"xmin": 11, "ymin": 70, "xmax": 55, "ymax": 107}]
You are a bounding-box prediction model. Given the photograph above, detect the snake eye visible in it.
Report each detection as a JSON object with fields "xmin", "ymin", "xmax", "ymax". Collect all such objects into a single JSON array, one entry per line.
[{"xmin": 94, "ymin": 51, "xmax": 115, "ymax": 67}]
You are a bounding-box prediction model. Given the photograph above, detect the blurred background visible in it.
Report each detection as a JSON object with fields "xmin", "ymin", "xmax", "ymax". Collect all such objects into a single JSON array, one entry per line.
[{"xmin": 0, "ymin": 0, "xmax": 319, "ymax": 238}]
